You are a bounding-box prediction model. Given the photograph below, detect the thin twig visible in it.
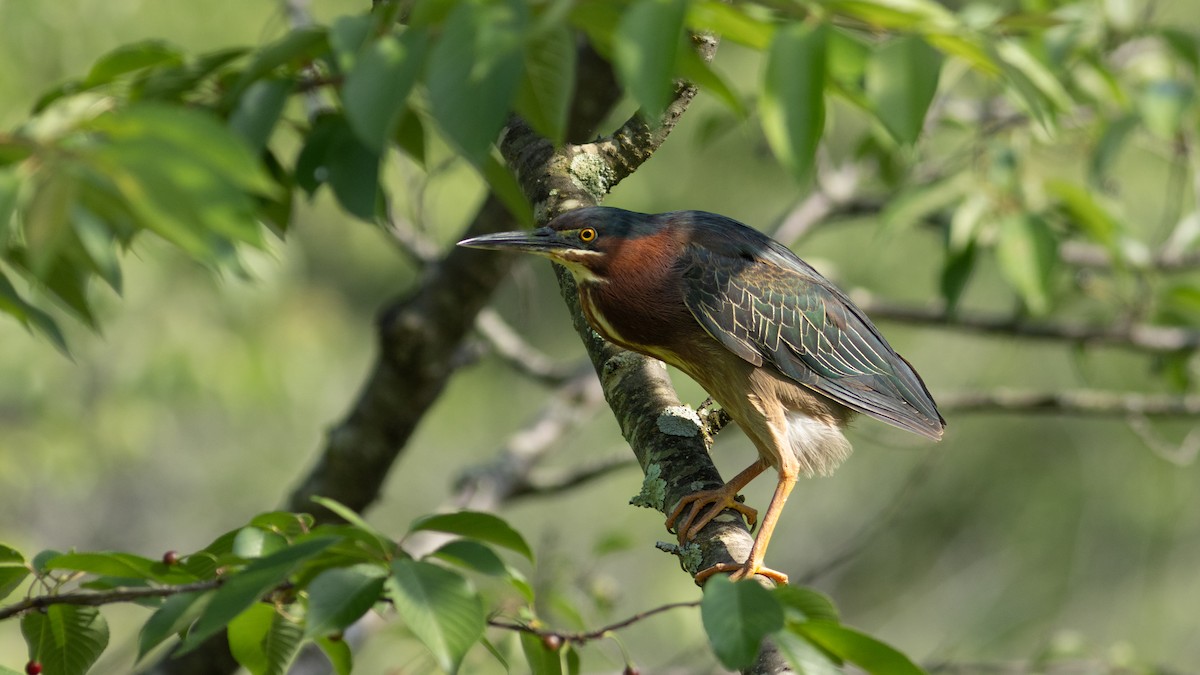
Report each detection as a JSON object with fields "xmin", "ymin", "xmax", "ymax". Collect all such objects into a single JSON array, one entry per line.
[
  {"xmin": 853, "ymin": 292, "xmax": 1200, "ymax": 354},
  {"xmin": 507, "ymin": 456, "xmax": 637, "ymax": 501},
  {"xmin": 487, "ymin": 600, "xmax": 700, "ymax": 645},
  {"xmin": 475, "ymin": 308, "xmax": 581, "ymax": 386},
  {"xmin": 940, "ymin": 389, "xmax": 1200, "ymax": 417},
  {"xmin": 0, "ymin": 579, "xmax": 222, "ymax": 622}
]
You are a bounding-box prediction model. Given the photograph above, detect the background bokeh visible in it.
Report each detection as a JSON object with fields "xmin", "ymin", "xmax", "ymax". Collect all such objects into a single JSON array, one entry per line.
[{"xmin": 1, "ymin": 0, "xmax": 1198, "ymax": 672}]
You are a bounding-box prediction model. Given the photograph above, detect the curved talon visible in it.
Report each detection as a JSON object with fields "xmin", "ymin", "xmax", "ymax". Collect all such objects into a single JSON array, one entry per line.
[
  {"xmin": 665, "ymin": 489, "xmax": 758, "ymax": 544},
  {"xmin": 693, "ymin": 562, "xmax": 789, "ymax": 586}
]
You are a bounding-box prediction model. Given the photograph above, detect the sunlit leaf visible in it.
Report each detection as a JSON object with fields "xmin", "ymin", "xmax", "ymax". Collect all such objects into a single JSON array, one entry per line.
[
  {"xmin": 44, "ymin": 551, "xmax": 198, "ymax": 585},
  {"xmin": 388, "ymin": 559, "xmax": 486, "ymax": 674},
  {"xmin": 687, "ymin": 1, "xmax": 774, "ymax": 50},
  {"xmin": 1138, "ymin": 80, "xmax": 1194, "ymax": 141},
  {"xmin": 995, "ymin": 213, "xmax": 1058, "ymax": 315},
  {"xmin": 228, "ymin": 603, "xmax": 304, "ymax": 675},
  {"xmin": 797, "ymin": 622, "xmax": 927, "ymax": 675},
  {"xmin": 761, "ymin": 22, "xmax": 826, "ymax": 182},
  {"xmin": 409, "ymin": 511, "xmax": 534, "ymax": 562},
  {"xmin": 315, "ymin": 635, "xmax": 354, "ymax": 675},
  {"xmin": 700, "ymin": 575, "xmax": 785, "ymax": 669},
  {"xmin": 21, "ymin": 605, "xmax": 110, "ymax": 675},
  {"xmin": 773, "ymin": 586, "xmax": 840, "ymax": 624}
]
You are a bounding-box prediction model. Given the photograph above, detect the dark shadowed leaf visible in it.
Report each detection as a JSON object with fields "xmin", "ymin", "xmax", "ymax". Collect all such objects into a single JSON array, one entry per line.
[
  {"xmin": 409, "ymin": 511, "xmax": 534, "ymax": 562},
  {"xmin": 229, "ymin": 78, "xmax": 292, "ymax": 153},
  {"xmin": 866, "ymin": 36, "xmax": 942, "ymax": 144},
  {"xmin": 21, "ymin": 605, "xmax": 110, "ymax": 675},
  {"xmin": 388, "ymin": 559, "xmax": 485, "ymax": 674},
  {"xmin": 700, "ymin": 575, "xmax": 785, "ymax": 669},
  {"xmin": 613, "ymin": 0, "xmax": 687, "ymax": 118},
  {"xmin": 515, "ymin": 25, "xmax": 576, "ymax": 145},
  {"xmin": 293, "ymin": 115, "xmax": 380, "ymax": 221},
  {"xmin": 304, "ymin": 564, "xmax": 387, "ymax": 638},
  {"xmin": 176, "ymin": 537, "xmax": 336, "ymax": 654},
  {"xmin": 426, "ymin": 0, "xmax": 527, "ymax": 164},
  {"xmin": 85, "ymin": 40, "xmax": 184, "ymax": 87},
  {"xmin": 761, "ymin": 22, "xmax": 827, "ymax": 181},
  {"xmin": 225, "ymin": 26, "xmax": 328, "ymax": 104},
  {"xmin": 940, "ymin": 240, "xmax": 977, "ymax": 312},
  {"xmin": 343, "ymin": 30, "xmax": 428, "ymax": 151},
  {"xmin": 137, "ymin": 590, "xmax": 213, "ymax": 661}
]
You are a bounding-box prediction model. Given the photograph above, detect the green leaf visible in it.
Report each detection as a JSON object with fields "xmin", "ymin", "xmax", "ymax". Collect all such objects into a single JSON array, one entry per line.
[
  {"xmin": 940, "ymin": 240, "xmax": 977, "ymax": 313},
  {"xmin": 394, "ymin": 107, "xmax": 427, "ymax": 167},
  {"xmin": 866, "ymin": 36, "xmax": 942, "ymax": 145},
  {"xmin": 613, "ymin": 0, "xmax": 687, "ymax": 118},
  {"xmin": 515, "ymin": 25, "xmax": 576, "ymax": 144},
  {"xmin": 328, "ymin": 14, "xmax": 374, "ymax": 71},
  {"xmin": 31, "ymin": 550, "xmax": 62, "ymax": 574},
  {"xmin": 773, "ymin": 586, "xmax": 839, "ymax": 623},
  {"xmin": 1046, "ymin": 179, "xmax": 1121, "ymax": 254},
  {"xmin": 72, "ymin": 208, "xmax": 123, "ymax": 293},
  {"xmin": 479, "ymin": 152, "xmax": 534, "ymax": 227},
  {"xmin": 304, "ymin": 564, "xmax": 387, "ymax": 638},
  {"xmin": 1089, "ymin": 114, "xmax": 1138, "ymax": 187},
  {"xmin": 310, "ymin": 496, "xmax": 396, "ymax": 557},
  {"xmin": 388, "ymin": 559, "xmax": 486, "ymax": 674},
  {"xmin": 44, "ymin": 551, "xmax": 198, "ymax": 584},
  {"xmin": 131, "ymin": 47, "xmax": 248, "ymax": 103},
  {"xmin": 0, "ymin": 565, "xmax": 29, "ymax": 599},
  {"xmin": 1138, "ymin": 80, "xmax": 1194, "ymax": 140},
  {"xmin": 177, "ymin": 537, "xmax": 337, "ymax": 654},
  {"xmin": 426, "ymin": 0, "xmax": 527, "ymax": 164},
  {"xmin": 229, "ymin": 78, "xmax": 292, "ymax": 153},
  {"xmin": 21, "ymin": 605, "xmax": 110, "ymax": 675},
  {"xmin": 293, "ymin": 115, "xmax": 380, "ymax": 221},
  {"xmin": 774, "ymin": 625, "xmax": 843, "ymax": 675},
  {"xmin": 797, "ymin": 622, "xmax": 926, "ymax": 675},
  {"xmin": 232, "ymin": 527, "xmax": 289, "ymax": 559},
  {"xmin": 995, "ymin": 214, "xmax": 1058, "ymax": 315},
  {"xmin": 315, "ymin": 635, "xmax": 354, "ymax": 675},
  {"xmin": 761, "ymin": 22, "xmax": 827, "ymax": 182},
  {"xmin": 86, "ymin": 40, "xmax": 184, "ymax": 87},
  {"xmin": 686, "ymin": 1, "xmax": 774, "ymax": 50},
  {"xmin": 520, "ymin": 631, "xmax": 564, "ymax": 675},
  {"xmin": 228, "ymin": 603, "xmax": 304, "ymax": 675},
  {"xmin": 23, "ymin": 168, "xmax": 76, "ymax": 277},
  {"xmin": 249, "ymin": 511, "xmax": 316, "ymax": 538},
  {"xmin": 429, "ymin": 539, "xmax": 508, "ymax": 576},
  {"xmin": 700, "ymin": 575, "xmax": 785, "ymax": 669},
  {"xmin": 0, "ymin": 544, "xmax": 24, "ymax": 565},
  {"xmin": 677, "ymin": 45, "xmax": 745, "ymax": 116},
  {"xmin": 225, "ymin": 26, "xmax": 329, "ymax": 105},
  {"xmin": 343, "ymin": 30, "xmax": 428, "ymax": 151},
  {"xmin": 993, "ymin": 39, "xmax": 1071, "ymax": 131},
  {"xmin": 409, "ymin": 511, "xmax": 534, "ymax": 562},
  {"xmin": 137, "ymin": 590, "xmax": 213, "ymax": 661}
]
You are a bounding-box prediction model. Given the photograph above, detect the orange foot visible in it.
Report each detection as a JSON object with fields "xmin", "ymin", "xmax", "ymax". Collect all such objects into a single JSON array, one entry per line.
[
  {"xmin": 666, "ymin": 487, "xmax": 758, "ymax": 543},
  {"xmin": 693, "ymin": 562, "xmax": 789, "ymax": 586}
]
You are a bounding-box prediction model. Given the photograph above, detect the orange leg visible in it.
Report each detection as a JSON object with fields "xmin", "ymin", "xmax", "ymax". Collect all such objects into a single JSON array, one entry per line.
[
  {"xmin": 694, "ymin": 467, "xmax": 797, "ymax": 586},
  {"xmin": 666, "ymin": 458, "xmax": 768, "ymax": 543}
]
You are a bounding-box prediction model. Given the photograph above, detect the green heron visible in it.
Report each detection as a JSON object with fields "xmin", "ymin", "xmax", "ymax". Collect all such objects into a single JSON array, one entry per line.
[{"xmin": 460, "ymin": 207, "xmax": 944, "ymax": 584}]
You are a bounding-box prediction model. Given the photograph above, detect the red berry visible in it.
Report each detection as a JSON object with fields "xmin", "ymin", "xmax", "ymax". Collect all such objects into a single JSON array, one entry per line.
[
  {"xmin": 162, "ymin": 550, "xmax": 180, "ymax": 565},
  {"xmin": 328, "ymin": 631, "xmax": 344, "ymax": 642},
  {"xmin": 540, "ymin": 634, "xmax": 563, "ymax": 651},
  {"xmin": 623, "ymin": 666, "xmax": 640, "ymax": 675},
  {"xmin": 26, "ymin": 661, "xmax": 42, "ymax": 675}
]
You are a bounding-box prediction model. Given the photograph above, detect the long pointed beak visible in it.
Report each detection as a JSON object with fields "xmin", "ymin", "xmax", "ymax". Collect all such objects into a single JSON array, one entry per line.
[{"xmin": 457, "ymin": 228, "xmax": 568, "ymax": 255}]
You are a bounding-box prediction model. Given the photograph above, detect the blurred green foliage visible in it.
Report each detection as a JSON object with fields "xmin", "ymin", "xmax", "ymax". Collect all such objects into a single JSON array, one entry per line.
[{"xmin": 0, "ymin": 0, "xmax": 1198, "ymax": 673}]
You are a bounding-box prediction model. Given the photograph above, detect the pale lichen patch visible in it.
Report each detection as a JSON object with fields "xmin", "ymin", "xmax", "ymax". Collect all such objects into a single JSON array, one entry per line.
[
  {"xmin": 629, "ymin": 463, "xmax": 666, "ymax": 511},
  {"xmin": 568, "ymin": 152, "xmax": 616, "ymax": 201},
  {"xmin": 657, "ymin": 405, "xmax": 701, "ymax": 437}
]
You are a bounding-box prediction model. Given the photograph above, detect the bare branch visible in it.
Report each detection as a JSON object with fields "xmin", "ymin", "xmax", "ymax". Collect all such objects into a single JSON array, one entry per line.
[
  {"xmin": 940, "ymin": 389, "xmax": 1200, "ymax": 417},
  {"xmin": 488, "ymin": 600, "xmax": 700, "ymax": 646},
  {"xmin": 853, "ymin": 292, "xmax": 1200, "ymax": 354},
  {"xmin": 1126, "ymin": 414, "xmax": 1200, "ymax": 466},
  {"xmin": 475, "ymin": 308, "xmax": 581, "ymax": 386},
  {"xmin": 507, "ymin": 455, "xmax": 636, "ymax": 502},
  {"xmin": 1060, "ymin": 240, "xmax": 1200, "ymax": 271},
  {"xmin": 0, "ymin": 579, "xmax": 222, "ymax": 622}
]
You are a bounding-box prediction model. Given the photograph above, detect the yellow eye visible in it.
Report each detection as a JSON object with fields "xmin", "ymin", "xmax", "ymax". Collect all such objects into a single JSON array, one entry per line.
[{"xmin": 579, "ymin": 227, "xmax": 597, "ymax": 243}]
